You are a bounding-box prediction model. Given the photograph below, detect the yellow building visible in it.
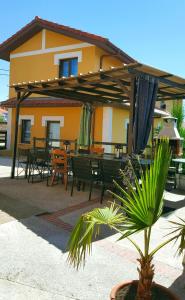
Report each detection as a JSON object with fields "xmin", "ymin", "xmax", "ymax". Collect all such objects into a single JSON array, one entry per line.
[{"xmin": 0, "ymin": 17, "xmax": 166, "ymax": 153}]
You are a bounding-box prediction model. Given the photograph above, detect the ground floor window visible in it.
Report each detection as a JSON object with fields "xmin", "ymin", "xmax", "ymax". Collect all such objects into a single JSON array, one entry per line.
[
  {"xmin": 46, "ymin": 121, "xmax": 60, "ymax": 148},
  {"xmin": 21, "ymin": 119, "xmax": 31, "ymax": 143}
]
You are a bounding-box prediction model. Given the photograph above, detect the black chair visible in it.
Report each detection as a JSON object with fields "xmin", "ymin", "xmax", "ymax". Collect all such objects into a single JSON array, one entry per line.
[
  {"xmin": 166, "ymin": 166, "xmax": 177, "ymax": 191},
  {"xmin": 16, "ymin": 146, "xmax": 30, "ymax": 178},
  {"xmin": 71, "ymin": 157, "xmax": 99, "ymax": 201},
  {"xmin": 100, "ymin": 160, "xmax": 123, "ymax": 203},
  {"xmin": 28, "ymin": 148, "xmax": 50, "ymax": 183}
]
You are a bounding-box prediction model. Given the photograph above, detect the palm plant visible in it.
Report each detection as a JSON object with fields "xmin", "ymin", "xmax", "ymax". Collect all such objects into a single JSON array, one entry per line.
[{"xmin": 68, "ymin": 140, "xmax": 185, "ymax": 300}]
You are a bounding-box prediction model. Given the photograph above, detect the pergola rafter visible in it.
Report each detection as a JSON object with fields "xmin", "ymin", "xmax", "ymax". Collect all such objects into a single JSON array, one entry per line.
[
  {"xmin": 10, "ymin": 62, "xmax": 185, "ymax": 178},
  {"xmin": 13, "ymin": 63, "xmax": 185, "ymax": 102}
]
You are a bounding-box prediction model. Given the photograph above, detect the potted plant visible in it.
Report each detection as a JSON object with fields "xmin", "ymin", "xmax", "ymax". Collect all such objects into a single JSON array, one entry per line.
[{"xmin": 67, "ymin": 140, "xmax": 185, "ymax": 300}]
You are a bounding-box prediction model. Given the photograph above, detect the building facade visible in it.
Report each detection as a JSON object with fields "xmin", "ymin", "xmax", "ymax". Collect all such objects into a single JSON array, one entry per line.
[{"xmin": 0, "ymin": 17, "xmax": 166, "ymax": 154}]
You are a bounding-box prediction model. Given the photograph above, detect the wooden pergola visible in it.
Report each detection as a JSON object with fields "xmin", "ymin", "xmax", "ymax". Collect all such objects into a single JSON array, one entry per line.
[{"xmin": 11, "ymin": 62, "xmax": 185, "ymax": 178}]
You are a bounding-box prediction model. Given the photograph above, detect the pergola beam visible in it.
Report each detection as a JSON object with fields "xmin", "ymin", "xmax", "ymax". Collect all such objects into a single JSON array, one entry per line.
[
  {"xmin": 11, "ymin": 91, "xmax": 32, "ymax": 179},
  {"xmin": 157, "ymin": 94, "xmax": 185, "ymax": 101},
  {"xmin": 9, "ymin": 63, "xmax": 185, "ymax": 178},
  {"xmin": 128, "ymin": 67, "xmax": 185, "ymax": 91},
  {"xmin": 35, "ymin": 90, "xmax": 128, "ymax": 105},
  {"xmin": 157, "ymin": 90, "xmax": 185, "ymax": 98},
  {"xmin": 17, "ymin": 85, "xmax": 130, "ymax": 104}
]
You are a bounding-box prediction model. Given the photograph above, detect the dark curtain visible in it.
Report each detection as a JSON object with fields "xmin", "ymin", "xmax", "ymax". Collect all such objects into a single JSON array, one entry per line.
[{"xmin": 133, "ymin": 75, "xmax": 158, "ymax": 154}]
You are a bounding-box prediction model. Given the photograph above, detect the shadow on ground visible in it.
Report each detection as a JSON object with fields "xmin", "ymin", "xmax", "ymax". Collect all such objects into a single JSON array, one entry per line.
[
  {"xmin": 169, "ymin": 266, "xmax": 185, "ymax": 299},
  {"xmin": 0, "ymin": 174, "xmax": 117, "ymax": 254}
]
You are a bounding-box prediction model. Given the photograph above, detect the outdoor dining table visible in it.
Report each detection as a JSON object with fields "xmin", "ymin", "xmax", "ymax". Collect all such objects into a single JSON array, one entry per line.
[{"xmin": 71, "ymin": 153, "xmax": 152, "ymax": 166}]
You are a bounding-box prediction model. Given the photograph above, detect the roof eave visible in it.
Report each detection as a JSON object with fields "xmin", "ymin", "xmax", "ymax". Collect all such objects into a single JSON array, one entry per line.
[{"xmin": 0, "ymin": 17, "xmax": 136, "ymax": 63}]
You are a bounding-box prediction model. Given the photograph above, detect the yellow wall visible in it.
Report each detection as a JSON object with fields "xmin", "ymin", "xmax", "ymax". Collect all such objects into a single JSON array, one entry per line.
[
  {"xmin": 45, "ymin": 30, "xmax": 81, "ymax": 48},
  {"xmin": 93, "ymin": 107, "xmax": 103, "ymax": 141},
  {"xmin": 7, "ymin": 28, "xmax": 129, "ymax": 152},
  {"xmin": 11, "ymin": 107, "xmax": 80, "ymax": 149},
  {"xmin": 9, "ymin": 106, "xmax": 103, "ymax": 151},
  {"xmin": 9, "ymin": 30, "xmax": 93, "ymax": 97},
  {"xmin": 12, "ymin": 32, "xmax": 42, "ymax": 54},
  {"xmin": 112, "ymin": 107, "xmax": 129, "ymax": 143},
  {"xmin": 94, "ymin": 47, "xmax": 122, "ymax": 71},
  {"xmin": 9, "ymin": 30, "xmax": 124, "ymax": 97}
]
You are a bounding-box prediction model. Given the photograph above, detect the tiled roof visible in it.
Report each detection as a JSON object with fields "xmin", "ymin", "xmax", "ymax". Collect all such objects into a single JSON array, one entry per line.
[
  {"xmin": 0, "ymin": 107, "xmax": 8, "ymax": 113},
  {"xmin": 1, "ymin": 97, "xmax": 82, "ymax": 108},
  {"xmin": 0, "ymin": 16, "xmax": 136, "ymax": 63}
]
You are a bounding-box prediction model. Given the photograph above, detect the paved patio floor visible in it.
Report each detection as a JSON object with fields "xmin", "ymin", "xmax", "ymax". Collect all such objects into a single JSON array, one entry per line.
[{"xmin": 0, "ymin": 156, "xmax": 184, "ymax": 299}]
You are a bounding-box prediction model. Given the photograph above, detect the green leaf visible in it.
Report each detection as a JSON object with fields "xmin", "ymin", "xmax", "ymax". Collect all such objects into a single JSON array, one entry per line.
[
  {"xmin": 67, "ymin": 203, "xmax": 126, "ymax": 269},
  {"xmin": 68, "ymin": 139, "xmax": 172, "ymax": 268},
  {"xmin": 168, "ymin": 218, "xmax": 185, "ymax": 255}
]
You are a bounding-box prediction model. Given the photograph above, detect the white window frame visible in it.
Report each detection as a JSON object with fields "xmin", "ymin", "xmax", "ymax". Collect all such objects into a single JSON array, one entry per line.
[
  {"xmin": 54, "ymin": 51, "xmax": 82, "ymax": 65},
  {"xmin": 19, "ymin": 115, "xmax": 34, "ymax": 125},
  {"xmin": 42, "ymin": 116, "xmax": 64, "ymax": 127}
]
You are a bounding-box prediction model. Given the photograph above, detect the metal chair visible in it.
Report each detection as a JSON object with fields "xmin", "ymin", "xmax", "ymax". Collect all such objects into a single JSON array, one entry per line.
[
  {"xmin": 100, "ymin": 160, "xmax": 123, "ymax": 203},
  {"xmin": 28, "ymin": 148, "xmax": 50, "ymax": 183},
  {"xmin": 71, "ymin": 157, "xmax": 99, "ymax": 201},
  {"xmin": 166, "ymin": 166, "xmax": 177, "ymax": 191},
  {"xmin": 16, "ymin": 144, "xmax": 31, "ymax": 178}
]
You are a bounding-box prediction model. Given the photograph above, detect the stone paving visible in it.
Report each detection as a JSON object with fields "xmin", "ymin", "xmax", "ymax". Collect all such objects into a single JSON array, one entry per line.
[{"xmin": 0, "ymin": 156, "xmax": 184, "ymax": 299}]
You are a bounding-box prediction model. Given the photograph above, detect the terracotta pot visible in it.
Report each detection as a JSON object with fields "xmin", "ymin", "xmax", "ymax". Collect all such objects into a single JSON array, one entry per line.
[{"xmin": 110, "ymin": 280, "xmax": 179, "ymax": 300}]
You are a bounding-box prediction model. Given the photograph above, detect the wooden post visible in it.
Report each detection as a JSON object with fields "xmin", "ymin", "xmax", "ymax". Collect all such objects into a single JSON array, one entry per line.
[
  {"xmin": 11, "ymin": 91, "xmax": 31, "ymax": 178},
  {"xmin": 127, "ymin": 75, "xmax": 136, "ymax": 154},
  {"xmin": 33, "ymin": 137, "xmax": 36, "ymax": 149},
  {"xmin": 11, "ymin": 92, "xmax": 21, "ymax": 178},
  {"xmin": 91, "ymin": 106, "xmax": 95, "ymax": 145}
]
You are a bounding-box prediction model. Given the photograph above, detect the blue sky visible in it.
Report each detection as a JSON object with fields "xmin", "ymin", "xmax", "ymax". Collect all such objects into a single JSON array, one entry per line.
[{"xmin": 0, "ymin": 0, "xmax": 185, "ymax": 100}]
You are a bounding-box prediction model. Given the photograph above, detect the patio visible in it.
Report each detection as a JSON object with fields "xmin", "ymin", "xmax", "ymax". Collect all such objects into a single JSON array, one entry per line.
[
  {"xmin": 1, "ymin": 61, "xmax": 185, "ymax": 299},
  {"xmin": 0, "ymin": 156, "xmax": 185, "ymax": 299}
]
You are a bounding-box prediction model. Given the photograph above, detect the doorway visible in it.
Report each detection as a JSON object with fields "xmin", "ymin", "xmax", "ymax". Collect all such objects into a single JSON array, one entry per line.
[{"xmin": 46, "ymin": 121, "xmax": 60, "ymax": 148}]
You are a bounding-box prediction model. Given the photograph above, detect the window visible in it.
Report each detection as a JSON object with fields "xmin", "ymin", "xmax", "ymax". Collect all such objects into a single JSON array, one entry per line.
[
  {"xmin": 59, "ymin": 57, "xmax": 78, "ymax": 78},
  {"xmin": 21, "ymin": 120, "xmax": 31, "ymax": 144},
  {"xmin": 46, "ymin": 121, "xmax": 60, "ymax": 148}
]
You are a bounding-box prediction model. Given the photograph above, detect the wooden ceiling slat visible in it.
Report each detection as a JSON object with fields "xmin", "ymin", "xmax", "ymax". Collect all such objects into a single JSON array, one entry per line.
[
  {"xmin": 69, "ymin": 85, "xmax": 123, "ymax": 97},
  {"xmin": 12, "ymin": 63, "xmax": 185, "ymax": 104},
  {"xmin": 158, "ymin": 90, "xmax": 185, "ymax": 98}
]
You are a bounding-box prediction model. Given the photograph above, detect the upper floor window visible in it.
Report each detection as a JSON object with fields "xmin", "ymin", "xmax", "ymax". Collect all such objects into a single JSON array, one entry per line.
[
  {"xmin": 21, "ymin": 120, "xmax": 31, "ymax": 144},
  {"xmin": 59, "ymin": 57, "xmax": 78, "ymax": 78}
]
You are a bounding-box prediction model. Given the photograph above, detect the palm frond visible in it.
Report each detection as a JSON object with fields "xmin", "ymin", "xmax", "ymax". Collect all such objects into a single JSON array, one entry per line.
[
  {"xmin": 168, "ymin": 218, "xmax": 185, "ymax": 255},
  {"xmin": 67, "ymin": 203, "xmax": 126, "ymax": 269},
  {"xmin": 112, "ymin": 139, "xmax": 171, "ymax": 238},
  {"xmin": 68, "ymin": 139, "xmax": 171, "ymax": 268}
]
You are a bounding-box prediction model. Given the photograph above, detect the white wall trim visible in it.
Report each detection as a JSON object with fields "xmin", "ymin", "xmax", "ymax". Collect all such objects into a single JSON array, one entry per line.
[
  {"xmin": 102, "ymin": 107, "xmax": 112, "ymax": 153},
  {"xmin": 42, "ymin": 116, "xmax": 64, "ymax": 127},
  {"xmin": 54, "ymin": 51, "xmax": 82, "ymax": 65},
  {"xmin": 10, "ymin": 42, "xmax": 93, "ymax": 59},
  {"xmin": 7, "ymin": 108, "xmax": 12, "ymax": 150},
  {"xmin": 19, "ymin": 115, "xmax": 34, "ymax": 125},
  {"xmin": 42, "ymin": 29, "xmax": 46, "ymax": 50}
]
